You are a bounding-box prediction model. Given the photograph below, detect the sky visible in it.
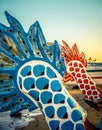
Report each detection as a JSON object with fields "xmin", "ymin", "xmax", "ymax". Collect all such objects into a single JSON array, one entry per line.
[{"xmin": 0, "ymin": 0, "xmax": 102, "ymax": 62}]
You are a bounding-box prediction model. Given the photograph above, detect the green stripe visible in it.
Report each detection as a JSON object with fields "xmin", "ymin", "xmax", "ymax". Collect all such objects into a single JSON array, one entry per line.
[{"xmin": 86, "ymin": 69, "xmax": 102, "ymax": 72}]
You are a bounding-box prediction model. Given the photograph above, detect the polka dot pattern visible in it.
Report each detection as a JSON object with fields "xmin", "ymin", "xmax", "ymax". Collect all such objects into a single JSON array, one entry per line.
[
  {"xmin": 18, "ymin": 62, "xmax": 86, "ymax": 130},
  {"xmin": 67, "ymin": 60, "xmax": 101, "ymax": 101}
]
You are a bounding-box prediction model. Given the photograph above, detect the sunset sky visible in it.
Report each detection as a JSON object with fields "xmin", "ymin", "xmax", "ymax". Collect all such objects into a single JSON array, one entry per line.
[{"xmin": 0, "ymin": 0, "xmax": 102, "ymax": 62}]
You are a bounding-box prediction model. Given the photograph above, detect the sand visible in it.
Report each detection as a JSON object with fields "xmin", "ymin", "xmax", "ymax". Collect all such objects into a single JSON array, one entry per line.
[{"xmin": 16, "ymin": 84, "xmax": 102, "ymax": 130}]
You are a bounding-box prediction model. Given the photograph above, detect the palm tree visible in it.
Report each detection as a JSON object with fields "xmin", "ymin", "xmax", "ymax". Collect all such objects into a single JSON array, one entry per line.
[{"xmin": 88, "ymin": 57, "xmax": 92, "ymax": 63}]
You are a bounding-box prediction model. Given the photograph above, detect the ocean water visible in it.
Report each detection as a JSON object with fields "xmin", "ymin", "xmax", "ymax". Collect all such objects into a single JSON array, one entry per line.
[
  {"xmin": 87, "ymin": 62, "xmax": 102, "ymax": 71},
  {"xmin": 87, "ymin": 64, "xmax": 102, "ymax": 84}
]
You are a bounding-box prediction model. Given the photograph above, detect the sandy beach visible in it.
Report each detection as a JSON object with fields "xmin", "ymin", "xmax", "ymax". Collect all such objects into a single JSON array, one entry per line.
[{"xmin": 15, "ymin": 84, "xmax": 102, "ymax": 130}]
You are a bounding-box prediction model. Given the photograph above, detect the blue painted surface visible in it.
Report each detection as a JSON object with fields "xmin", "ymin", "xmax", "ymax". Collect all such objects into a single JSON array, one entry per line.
[
  {"xmin": 41, "ymin": 91, "xmax": 52, "ymax": 104},
  {"xmin": 36, "ymin": 77, "xmax": 49, "ymax": 90},
  {"xmin": 67, "ymin": 97, "xmax": 75, "ymax": 109},
  {"xmin": 49, "ymin": 120, "xmax": 60, "ymax": 130},
  {"xmin": 33, "ymin": 65, "xmax": 45, "ymax": 77},
  {"xmin": 24, "ymin": 77, "xmax": 35, "ymax": 90},
  {"xmin": 29, "ymin": 90, "xmax": 39, "ymax": 101},
  {"xmin": 72, "ymin": 110, "xmax": 82, "ymax": 122},
  {"xmin": 76, "ymin": 123, "xmax": 85, "ymax": 130},
  {"xmin": 0, "ymin": 12, "xmax": 86, "ymax": 130},
  {"xmin": 45, "ymin": 106, "xmax": 55, "ymax": 118},
  {"xmin": 47, "ymin": 67, "xmax": 56, "ymax": 78},
  {"xmin": 54, "ymin": 94, "xmax": 65, "ymax": 104},
  {"xmin": 57, "ymin": 106, "xmax": 68, "ymax": 119},
  {"xmin": 61, "ymin": 121, "xmax": 74, "ymax": 130},
  {"xmin": 0, "ymin": 11, "xmax": 66, "ymax": 115},
  {"xmin": 51, "ymin": 80, "xmax": 62, "ymax": 92},
  {"xmin": 21, "ymin": 65, "xmax": 31, "ymax": 77}
]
